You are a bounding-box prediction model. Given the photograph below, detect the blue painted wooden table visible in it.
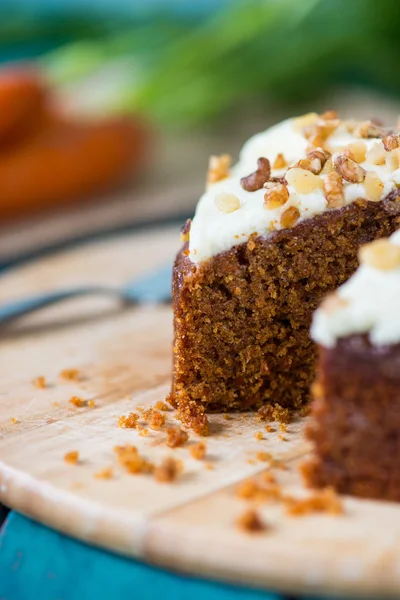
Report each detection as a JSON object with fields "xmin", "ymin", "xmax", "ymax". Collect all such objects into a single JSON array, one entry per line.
[{"xmin": 0, "ymin": 510, "xmax": 290, "ymax": 600}]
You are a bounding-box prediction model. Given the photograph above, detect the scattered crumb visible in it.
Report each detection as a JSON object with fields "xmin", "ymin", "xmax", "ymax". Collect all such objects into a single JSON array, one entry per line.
[
  {"xmin": 235, "ymin": 477, "xmax": 282, "ymax": 503},
  {"xmin": 138, "ymin": 425, "xmax": 149, "ymax": 437},
  {"xmin": 94, "ymin": 466, "xmax": 114, "ymax": 479},
  {"xmin": 278, "ymin": 434, "xmax": 287, "ymax": 442},
  {"xmin": 256, "ymin": 452, "xmax": 272, "ymax": 462},
  {"xmin": 189, "ymin": 442, "xmax": 206, "ymax": 460},
  {"xmin": 154, "ymin": 456, "xmax": 182, "ymax": 483},
  {"xmin": 69, "ymin": 396, "xmax": 85, "ymax": 408},
  {"xmin": 262, "ymin": 471, "xmax": 276, "ymax": 484},
  {"xmin": 118, "ymin": 412, "xmax": 139, "ymax": 429},
  {"xmin": 284, "ymin": 487, "xmax": 343, "ymax": 516},
  {"xmin": 265, "ymin": 425, "xmax": 275, "ymax": 433},
  {"xmin": 64, "ymin": 451, "xmax": 79, "ymax": 465},
  {"xmin": 205, "ymin": 463, "xmax": 214, "ymax": 470},
  {"xmin": 114, "ymin": 444, "xmax": 153, "ymax": 475},
  {"xmin": 254, "ymin": 431, "xmax": 263, "ymax": 441},
  {"xmin": 236, "ymin": 509, "xmax": 267, "ymax": 533},
  {"xmin": 136, "ymin": 406, "xmax": 144, "ymax": 412},
  {"xmin": 279, "ymin": 423, "xmax": 287, "ymax": 433},
  {"xmin": 247, "ymin": 458, "xmax": 256, "ymax": 465},
  {"xmin": 166, "ymin": 425, "xmax": 189, "ymax": 448},
  {"xmin": 88, "ymin": 400, "xmax": 96, "ymax": 409},
  {"xmin": 154, "ymin": 401, "xmax": 170, "ymax": 411},
  {"xmin": 177, "ymin": 403, "xmax": 209, "ymax": 436},
  {"xmin": 53, "ymin": 401, "xmax": 60, "ymax": 408},
  {"xmin": 60, "ymin": 368, "xmax": 80, "ymax": 381},
  {"xmin": 10, "ymin": 417, "xmax": 18, "ymax": 425},
  {"xmin": 257, "ymin": 403, "xmax": 290, "ymax": 424},
  {"xmin": 223, "ymin": 414, "xmax": 231, "ymax": 421},
  {"xmin": 142, "ymin": 407, "xmax": 166, "ymax": 430},
  {"xmin": 33, "ymin": 376, "xmax": 46, "ymax": 389}
]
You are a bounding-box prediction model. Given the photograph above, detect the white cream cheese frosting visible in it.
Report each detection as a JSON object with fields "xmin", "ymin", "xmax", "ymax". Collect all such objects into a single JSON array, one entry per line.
[
  {"xmin": 311, "ymin": 230, "xmax": 400, "ymax": 347},
  {"xmin": 189, "ymin": 114, "xmax": 400, "ymax": 263}
]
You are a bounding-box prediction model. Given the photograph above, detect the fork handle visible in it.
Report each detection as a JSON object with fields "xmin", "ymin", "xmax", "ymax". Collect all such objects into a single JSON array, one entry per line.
[{"xmin": 0, "ymin": 286, "xmax": 122, "ymax": 324}]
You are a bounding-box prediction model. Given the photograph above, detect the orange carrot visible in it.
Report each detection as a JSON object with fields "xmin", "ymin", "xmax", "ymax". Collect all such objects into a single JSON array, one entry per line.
[
  {"xmin": 0, "ymin": 115, "xmax": 150, "ymax": 220},
  {"xmin": 0, "ymin": 67, "xmax": 47, "ymax": 142}
]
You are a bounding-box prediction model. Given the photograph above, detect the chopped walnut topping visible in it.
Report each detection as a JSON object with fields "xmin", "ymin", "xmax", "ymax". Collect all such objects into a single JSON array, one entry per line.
[
  {"xmin": 320, "ymin": 110, "xmax": 338, "ymax": 120},
  {"xmin": 114, "ymin": 444, "xmax": 154, "ymax": 475},
  {"xmin": 33, "ymin": 376, "xmax": 46, "ymax": 389},
  {"xmin": 344, "ymin": 141, "xmax": 367, "ymax": 164},
  {"xmin": 118, "ymin": 412, "xmax": 139, "ymax": 429},
  {"xmin": 189, "ymin": 442, "xmax": 206, "ymax": 460},
  {"xmin": 382, "ymin": 133, "xmax": 400, "ymax": 152},
  {"xmin": 303, "ymin": 119, "xmax": 340, "ymax": 146},
  {"xmin": 60, "ymin": 368, "xmax": 80, "ymax": 381},
  {"xmin": 154, "ymin": 457, "xmax": 182, "ymax": 483},
  {"xmin": 293, "ymin": 156, "xmax": 322, "ymax": 175},
  {"xmin": 64, "ymin": 451, "xmax": 79, "ymax": 465},
  {"xmin": 359, "ymin": 239, "xmax": 400, "ymax": 271},
  {"xmin": 142, "ymin": 407, "xmax": 166, "ymax": 430},
  {"xmin": 285, "ymin": 168, "xmax": 322, "ymax": 193},
  {"xmin": 180, "ymin": 219, "xmax": 191, "ymax": 243},
  {"xmin": 366, "ymin": 142, "xmax": 386, "ymax": 166},
  {"xmin": 236, "ymin": 509, "xmax": 267, "ymax": 533},
  {"xmin": 320, "ymin": 157, "xmax": 333, "ymax": 175},
  {"xmin": 284, "ymin": 487, "xmax": 343, "ymax": 516},
  {"xmin": 272, "ymin": 153, "xmax": 287, "ymax": 169},
  {"xmin": 364, "ymin": 171, "xmax": 384, "ymax": 202},
  {"xmin": 333, "ymin": 155, "xmax": 366, "ymax": 183},
  {"xmin": 292, "ymin": 112, "xmax": 319, "ymax": 132},
  {"xmin": 214, "ymin": 192, "xmax": 240, "ymax": 213},
  {"xmin": 240, "ymin": 157, "xmax": 271, "ymax": 192},
  {"xmin": 354, "ymin": 120, "xmax": 386, "ymax": 139},
  {"xmin": 280, "ymin": 206, "xmax": 300, "ymax": 229},
  {"xmin": 69, "ymin": 396, "xmax": 85, "ymax": 408},
  {"xmin": 263, "ymin": 183, "xmax": 289, "ymax": 210},
  {"xmin": 95, "ymin": 466, "xmax": 114, "ymax": 479},
  {"xmin": 166, "ymin": 425, "xmax": 189, "ymax": 448},
  {"xmin": 154, "ymin": 401, "xmax": 170, "ymax": 411},
  {"xmin": 207, "ymin": 154, "xmax": 231, "ymax": 185},
  {"xmin": 323, "ymin": 171, "xmax": 344, "ymax": 208}
]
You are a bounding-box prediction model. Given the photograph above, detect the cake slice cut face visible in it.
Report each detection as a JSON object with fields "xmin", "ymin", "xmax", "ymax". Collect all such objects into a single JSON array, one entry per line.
[
  {"xmin": 304, "ymin": 231, "xmax": 400, "ymax": 501},
  {"xmin": 171, "ymin": 113, "xmax": 400, "ymax": 416}
]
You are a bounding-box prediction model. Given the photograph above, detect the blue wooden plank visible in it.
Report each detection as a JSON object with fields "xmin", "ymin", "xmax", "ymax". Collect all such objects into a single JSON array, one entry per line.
[{"xmin": 0, "ymin": 512, "xmax": 282, "ymax": 600}]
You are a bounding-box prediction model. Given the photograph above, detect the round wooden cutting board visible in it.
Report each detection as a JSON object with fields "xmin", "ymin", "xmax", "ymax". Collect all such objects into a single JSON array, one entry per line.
[{"xmin": 1, "ymin": 224, "xmax": 400, "ymax": 599}]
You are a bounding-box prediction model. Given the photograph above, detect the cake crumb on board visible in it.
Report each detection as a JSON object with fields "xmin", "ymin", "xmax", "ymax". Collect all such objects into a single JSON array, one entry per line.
[
  {"xmin": 64, "ymin": 451, "xmax": 79, "ymax": 465},
  {"xmin": 236, "ymin": 509, "xmax": 267, "ymax": 533}
]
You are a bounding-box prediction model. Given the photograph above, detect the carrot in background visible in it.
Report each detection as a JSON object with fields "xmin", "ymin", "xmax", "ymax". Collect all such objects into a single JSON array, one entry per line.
[
  {"xmin": 0, "ymin": 67, "xmax": 47, "ymax": 142},
  {"xmin": 0, "ymin": 114, "xmax": 150, "ymax": 220}
]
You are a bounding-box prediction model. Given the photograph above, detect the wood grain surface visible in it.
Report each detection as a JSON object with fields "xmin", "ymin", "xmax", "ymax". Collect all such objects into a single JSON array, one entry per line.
[{"xmin": 1, "ymin": 224, "xmax": 400, "ymax": 599}]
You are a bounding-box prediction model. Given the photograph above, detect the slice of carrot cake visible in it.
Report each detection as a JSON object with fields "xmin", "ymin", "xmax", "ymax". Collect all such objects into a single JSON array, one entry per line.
[
  {"xmin": 303, "ymin": 231, "xmax": 400, "ymax": 501},
  {"xmin": 171, "ymin": 112, "xmax": 400, "ymax": 418}
]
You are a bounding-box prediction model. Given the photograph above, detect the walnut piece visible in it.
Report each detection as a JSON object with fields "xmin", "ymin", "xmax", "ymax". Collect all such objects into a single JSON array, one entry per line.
[
  {"xmin": 333, "ymin": 155, "xmax": 366, "ymax": 183},
  {"xmin": 207, "ymin": 154, "xmax": 231, "ymax": 185},
  {"xmin": 263, "ymin": 183, "xmax": 289, "ymax": 210},
  {"xmin": 359, "ymin": 239, "xmax": 400, "ymax": 271},
  {"xmin": 240, "ymin": 157, "xmax": 271, "ymax": 192},
  {"xmin": 272, "ymin": 153, "xmax": 287, "ymax": 169},
  {"xmin": 323, "ymin": 171, "xmax": 344, "ymax": 208},
  {"xmin": 354, "ymin": 120, "xmax": 385, "ymax": 139},
  {"xmin": 280, "ymin": 206, "xmax": 300, "ymax": 229},
  {"xmin": 382, "ymin": 133, "xmax": 400, "ymax": 152}
]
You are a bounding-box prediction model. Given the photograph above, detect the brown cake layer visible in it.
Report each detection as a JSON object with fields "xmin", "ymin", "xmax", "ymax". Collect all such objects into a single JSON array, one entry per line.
[
  {"xmin": 303, "ymin": 334, "xmax": 400, "ymax": 501},
  {"xmin": 171, "ymin": 197, "xmax": 400, "ymax": 414}
]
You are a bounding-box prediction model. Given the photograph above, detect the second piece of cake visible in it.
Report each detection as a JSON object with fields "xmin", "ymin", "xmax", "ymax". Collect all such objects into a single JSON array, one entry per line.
[
  {"xmin": 171, "ymin": 112, "xmax": 400, "ymax": 420},
  {"xmin": 303, "ymin": 231, "xmax": 400, "ymax": 501}
]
